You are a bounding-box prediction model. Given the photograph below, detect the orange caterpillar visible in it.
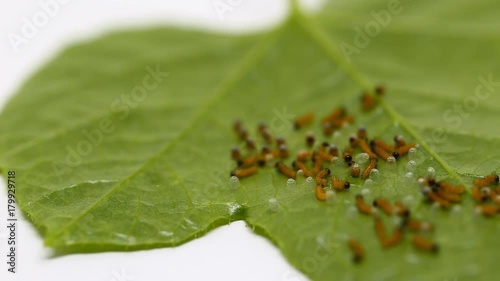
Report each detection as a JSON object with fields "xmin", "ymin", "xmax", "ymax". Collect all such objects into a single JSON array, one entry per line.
[
  {"xmin": 425, "ymin": 189, "xmax": 451, "ymax": 208},
  {"xmin": 315, "ymin": 185, "xmax": 327, "ymax": 201},
  {"xmin": 412, "ymin": 235, "xmax": 439, "ymax": 253},
  {"xmin": 275, "ymin": 162, "xmax": 296, "ymax": 179},
  {"xmin": 321, "ymin": 107, "xmax": 346, "ymax": 125},
  {"xmin": 373, "ymin": 199, "xmax": 394, "ymax": 216},
  {"xmin": 374, "ymin": 217, "xmax": 387, "ymax": 243},
  {"xmin": 231, "ymin": 147, "xmax": 241, "ymax": 161},
  {"xmin": 474, "ymin": 174, "xmax": 499, "ymax": 188},
  {"xmin": 436, "ymin": 189, "xmax": 461, "ymax": 202},
  {"xmin": 258, "ymin": 123, "xmax": 273, "ymax": 144},
  {"xmin": 330, "ymin": 115, "xmax": 354, "ymax": 128},
  {"xmin": 394, "ymin": 135, "xmax": 406, "ymax": 148},
  {"xmin": 296, "ymin": 150, "xmax": 314, "ymax": 162},
  {"xmin": 475, "ymin": 205, "xmax": 500, "ymax": 216},
  {"xmin": 294, "ymin": 112, "xmax": 314, "ymax": 130},
  {"xmin": 394, "ymin": 202, "xmax": 410, "ymax": 217},
  {"xmin": 361, "ymin": 93, "xmax": 376, "ymax": 112},
  {"xmin": 332, "ymin": 176, "xmax": 350, "ymax": 191},
  {"xmin": 276, "ymin": 144, "xmax": 289, "ymax": 159},
  {"xmin": 258, "ymin": 146, "xmax": 274, "ymax": 166},
  {"xmin": 382, "ymin": 227, "xmax": 404, "ymax": 248},
  {"xmin": 233, "ymin": 120, "xmax": 248, "ymax": 140},
  {"xmin": 359, "ymin": 139, "xmax": 377, "ymax": 159},
  {"xmin": 315, "ymin": 168, "xmax": 331, "ymax": 186},
  {"xmin": 321, "ymin": 111, "xmax": 354, "ymax": 135},
  {"xmin": 405, "ymin": 220, "xmax": 433, "ymax": 232},
  {"xmin": 292, "ymin": 161, "xmax": 313, "ymax": 178},
  {"xmin": 328, "ymin": 145, "xmax": 339, "ymax": 157},
  {"xmin": 357, "ymin": 126, "xmax": 368, "ymax": 140},
  {"xmin": 471, "ymin": 186, "xmax": 487, "ymax": 203},
  {"xmin": 312, "ymin": 154, "xmax": 323, "ymax": 175},
  {"xmin": 348, "ymin": 239, "xmax": 364, "ymax": 263},
  {"xmin": 230, "ymin": 166, "xmax": 258, "ymax": 178},
  {"xmin": 371, "ymin": 139, "xmax": 393, "ymax": 154},
  {"xmin": 318, "ymin": 143, "xmax": 335, "ymax": 162},
  {"xmin": 275, "ymin": 137, "xmax": 286, "ymax": 147},
  {"xmin": 489, "ymin": 190, "xmax": 500, "ymax": 204},
  {"xmin": 394, "ymin": 143, "xmax": 416, "ymax": 156},
  {"xmin": 356, "ymin": 195, "xmax": 374, "ymax": 215},
  {"xmin": 372, "ymin": 145, "xmax": 392, "ymax": 160},
  {"xmin": 245, "ymin": 138, "xmax": 256, "ymax": 150},
  {"xmin": 305, "ymin": 132, "xmax": 315, "ymax": 147},
  {"xmin": 362, "ymin": 158, "xmax": 378, "ymax": 179},
  {"xmin": 437, "ymin": 182, "xmax": 464, "ymax": 194},
  {"xmin": 322, "ymin": 122, "xmax": 335, "ymax": 136},
  {"xmin": 375, "ymin": 85, "xmax": 386, "ymax": 96},
  {"xmin": 238, "ymin": 154, "xmax": 259, "ymax": 167}
]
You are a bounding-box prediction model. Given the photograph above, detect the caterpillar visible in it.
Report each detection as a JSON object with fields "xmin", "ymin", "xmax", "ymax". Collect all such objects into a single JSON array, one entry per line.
[
  {"xmin": 275, "ymin": 162, "xmax": 296, "ymax": 179},
  {"xmin": 230, "ymin": 166, "xmax": 258, "ymax": 178},
  {"xmin": 348, "ymin": 239, "xmax": 365, "ymax": 263},
  {"xmin": 294, "ymin": 112, "xmax": 314, "ymax": 130},
  {"xmin": 412, "ymin": 235, "xmax": 439, "ymax": 253},
  {"xmin": 474, "ymin": 174, "xmax": 499, "ymax": 188},
  {"xmin": 231, "ymin": 146, "xmax": 241, "ymax": 161},
  {"xmin": 356, "ymin": 195, "xmax": 374, "ymax": 215},
  {"xmin": 332, "ymin": 176, "xmax": 350, "ymax": 191},
  {"xmin": 373, "ymin": 199, "xmax": 394, "ymax": 216},
  {"xmin": 292, "ymin": 160, "xmax": 313, "ymax": 178},
  {"xmin": 315, "ymin": 185, "xmax": 327, "ymax": 201},
  {"xmin": 362, "ymin": 158, "xmax": 378, "ymax": 179}
]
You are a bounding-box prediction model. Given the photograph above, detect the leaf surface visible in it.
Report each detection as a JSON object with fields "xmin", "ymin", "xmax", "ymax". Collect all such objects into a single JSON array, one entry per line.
[{"xmin": 1, "ymin": 1, "xmax": 500, "ymax": 280}]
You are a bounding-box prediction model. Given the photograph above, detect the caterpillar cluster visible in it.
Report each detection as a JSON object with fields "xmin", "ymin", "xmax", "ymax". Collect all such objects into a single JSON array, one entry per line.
[
  {"xmin": 228, "ymin": 86, "xmax": 499, "ymax": 264},
  {"xmin": 417, "ymin": 174, "xmax": 500, "ymax": 217},
  {"xmin": 472, "ymin": 174, "xmax": 500, "ymax": 215},
  {"xmin": 230, "ymin": 120, "xmax": 292, "ymax": 179},
  {"xmin": 230, "ymin": 117, "xmax": 352, "ymax": 196},
  {"xmin": 351, "ymin": 195, "xmax": 438, "ymax": 263},
  {"xmin": 418, "ymin": 177, "xmax": 465, "ymax": 208}
]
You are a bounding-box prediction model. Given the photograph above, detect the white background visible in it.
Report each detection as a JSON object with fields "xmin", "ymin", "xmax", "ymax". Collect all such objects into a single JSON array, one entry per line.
[{"xmin": 0, "ymin": 1, "xmax": 324, "ymax": 281}]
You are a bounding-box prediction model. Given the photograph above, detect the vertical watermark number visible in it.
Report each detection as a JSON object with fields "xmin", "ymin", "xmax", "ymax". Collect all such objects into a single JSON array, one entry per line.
[{"xmin": 6, "ymin": 170, "xmax": 17, "ymax": 273}]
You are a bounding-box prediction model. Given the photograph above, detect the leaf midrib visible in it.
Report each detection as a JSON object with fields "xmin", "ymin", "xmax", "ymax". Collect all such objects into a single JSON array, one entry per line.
[{"xmin": 292, "ymin": 10, "xmax": 466, "ymax": 187}]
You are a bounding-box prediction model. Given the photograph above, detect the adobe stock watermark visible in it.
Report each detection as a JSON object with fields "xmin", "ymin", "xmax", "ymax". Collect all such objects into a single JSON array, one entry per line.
[
  {"xmin": 270, "ymin": 106, "xmax": 295, "ymax": 134},
  {"xmin": 7, "ymin": 0, "xmax": 72, "ymax": 53},
  {"xmin": 51, "ymin": 65, "xmax": 169, "ymax": 178},
  {"xmin": 423, "ymin": 74, "xmax": 500, "ymax": 152},
  {"xmin": 110, "ymin": 268, "xmax": 134, "ymax": 281},
  {"xmin": 212, "ymin": 0, "xmax": 245, "ymax": 21},
  {"xmin": 339, "ymin": 0, "xmax": 405, "ymax": 63},
  {"xmin": 282, "ymin": 235, "xmax": 339, "ymax": 281}
]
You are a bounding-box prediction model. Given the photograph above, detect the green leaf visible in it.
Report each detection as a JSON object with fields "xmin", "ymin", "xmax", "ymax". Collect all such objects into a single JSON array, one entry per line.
[{"xmin": 1, "ymin": 0, "xmax": 500, "ymax": 280}]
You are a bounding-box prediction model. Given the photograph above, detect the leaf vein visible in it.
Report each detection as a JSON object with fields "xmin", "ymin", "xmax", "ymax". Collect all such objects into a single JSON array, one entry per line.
[
  {"xmin": 44, "ymin": 28, "xmax": 281, "ymax": 244},
  {"xmin": 294, "ymin": 12, "xmax": 466, "ymax": 187}
]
